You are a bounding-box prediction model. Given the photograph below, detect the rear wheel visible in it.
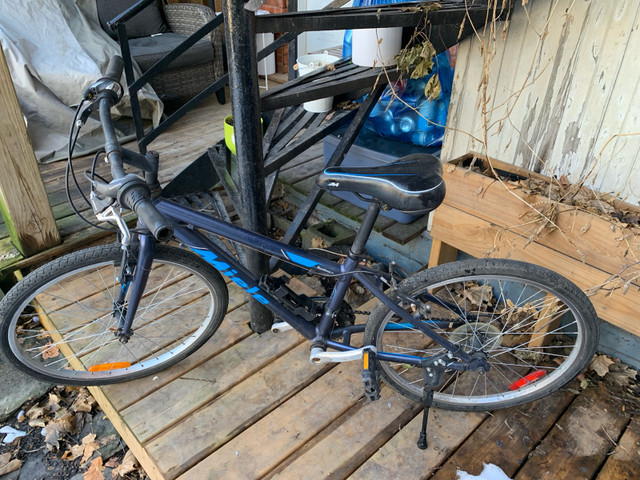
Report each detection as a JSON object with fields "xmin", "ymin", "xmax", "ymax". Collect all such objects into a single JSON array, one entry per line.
[
  {"xmin": 364, "ymin": 259, "xmax": 598, "ymax": 411},
  {"xmin": 0, "ymin": 243, "xmax": 228, "ymax": 385}
]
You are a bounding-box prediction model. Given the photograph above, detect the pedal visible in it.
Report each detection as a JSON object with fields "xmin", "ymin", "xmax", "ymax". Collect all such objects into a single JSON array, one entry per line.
[
  {"xmin": 309, "ymin": 346, "xmax": 375, "ymax": 364},
  {"xmin": 271, "ymin": 321, "xmax": 293, "ymax": 334},
  {"xmin": 361, "ymin": 348, "xmax": 380, "ymax": 401}
]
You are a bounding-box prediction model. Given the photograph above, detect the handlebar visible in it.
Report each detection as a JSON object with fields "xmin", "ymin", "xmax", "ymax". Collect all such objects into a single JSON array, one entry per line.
[
  {"xmin": 89, "ymin": 55, "xmax": 173, "ymax": 242},
  {"xmin": 104, "ymin": 55, "xmax": 124, "ymax": 82}
]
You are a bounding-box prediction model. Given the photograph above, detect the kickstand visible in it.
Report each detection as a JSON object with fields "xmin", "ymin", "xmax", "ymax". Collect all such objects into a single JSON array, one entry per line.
[{"xmin": 417, "ymin": 361, "xmax": 444, "ymax": 450}]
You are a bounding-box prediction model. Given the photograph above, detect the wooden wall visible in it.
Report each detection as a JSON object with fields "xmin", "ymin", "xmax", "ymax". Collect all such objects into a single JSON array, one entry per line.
[{"xmin": 442, "ymin": 0, "xmax": 640, "ymax": 205}]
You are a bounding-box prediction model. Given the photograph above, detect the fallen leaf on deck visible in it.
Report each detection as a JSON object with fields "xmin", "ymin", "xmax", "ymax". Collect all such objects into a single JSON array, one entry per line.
[
  {"xmin": 71, "ymin": 392, "xmax": 96, "ymax": 413},
  {"xmin": 83, "ymin": 456, "xmax": 105, "ymax": 480},
  {"xmin": 608, "ymin": 363, "xmax": 638, "ymax": 387},
  {"xmin": 41, "ymin": 342, "xmax": 60, "ymax": 359},
  {"xmin": 0, "ymin": 453, "xmax": 21, "ymax": 475},
  {"xmin": 81, "ymin": 433, "xmax": 100, "ymax": 464},
  {"xmin": 590, "ymin": 354, "xmax": 615, "ymax": 377},
  {"xmin": 62, "ymin": 443, "xmax": 85, "ymax": 461},
  {"xmin": 112, "ymin": 450, "xmax": 138, "ymax": 478}
]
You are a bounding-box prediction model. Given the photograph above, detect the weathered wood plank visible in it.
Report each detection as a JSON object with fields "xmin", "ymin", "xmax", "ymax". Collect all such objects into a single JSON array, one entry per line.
[
  {"xmin": 267, "ymin": 386, "xmax": 420, "ymax": 479},
  {"xmin": 596, "ymin": 415, "xmax": 640, "ymax": 480},
  {"xmin": 442, "ymin": 1, "xmax": 640, "ymax": 205},
  {"xmin": 440, "ymin": 157, "xmax": 640, "ymax": 282},
  {"xmin": 349, "ymin": 408, "xmax": 487, "ymax": 479},
  {"xmin": 124, "ymin": 328, "xmax": 305, "ymax": 443},
  {"xmin": 102, "ymin": 303, "xmax": 253, "ymax": 411},
  {"xmin": 146, "ymin": 342, "xmax": 334, "ymax": 478},
  {"xmin": 175, "ymin": 362, "xmax": 362, "ymax": 480},
  {"xmin": 514, "ymin": 384, "xmax": 628, "ymax": 480},
  {"xmin": 431, "ymin": 385, "xmax": 576, "ymax": 479},
  {"xmin": 0, "ymin": 48, "xmax": 60, "ymax": 256}
]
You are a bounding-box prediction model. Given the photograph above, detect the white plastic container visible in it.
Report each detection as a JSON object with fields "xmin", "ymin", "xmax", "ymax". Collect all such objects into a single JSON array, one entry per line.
[
  {"xmin": 352, "ymin": 27, "xmax": 402, "ymax": 67},
  {"xmin": 296, "ymin": 52, "xmax": 340, "ymax": 113}
]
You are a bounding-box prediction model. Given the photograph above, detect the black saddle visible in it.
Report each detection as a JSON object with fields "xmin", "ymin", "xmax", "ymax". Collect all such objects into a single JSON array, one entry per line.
[{"xmin": 316, "ymin": 153, "xmax": 446, "ymax": 214}]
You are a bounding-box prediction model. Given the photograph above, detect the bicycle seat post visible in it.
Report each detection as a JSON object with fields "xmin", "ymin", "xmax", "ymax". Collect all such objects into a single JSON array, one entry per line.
[{"xmin": 348, "ymin": 202, "xmax": 381, "ymax": 258}]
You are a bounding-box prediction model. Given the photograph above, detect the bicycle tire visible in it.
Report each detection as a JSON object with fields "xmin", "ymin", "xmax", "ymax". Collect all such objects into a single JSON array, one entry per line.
[
  {"xmin": 364, "ymin": 258, "xmax": 599, "ymax": 411},
  {"xmin": 0, "ymin": 243, "xmax": 228, "ymax": 385}
]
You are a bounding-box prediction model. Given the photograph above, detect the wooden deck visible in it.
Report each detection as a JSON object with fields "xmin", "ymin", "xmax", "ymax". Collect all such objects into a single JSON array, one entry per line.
[
  {"xmin": 89, "ymin": 280, "xmax": 637, "ymax": 480},
  {"xmin": 7, "ymin": 92, "xmax": 639, "ymax": 479}
]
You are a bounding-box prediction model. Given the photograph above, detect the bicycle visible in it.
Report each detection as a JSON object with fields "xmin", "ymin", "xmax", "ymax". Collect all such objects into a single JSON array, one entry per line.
[{"xmin": 0, "ymin": 57, "xmax": 599, "ymax": 449}]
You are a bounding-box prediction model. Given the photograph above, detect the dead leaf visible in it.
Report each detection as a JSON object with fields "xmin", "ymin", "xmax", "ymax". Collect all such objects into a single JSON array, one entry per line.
[
  {"xmin": 463, "ymin": 284, "xmax": 494, "ymax": 307},
  {"xmin": 81, "ymin": 433, "xmax": 100, "ymax": 464},
  {"xmin": 310, "ymin": 236, "xmax": 326, "ymax": 249},
  {"xmin": 41, "ymin": 342, "xmax": 60, "ymax": 359},
  {"xmin": 84, "ymin": 456, "xmax": 105, "ymax": 480},
  {"xmin": 62, "ymin": 443, "xmax": 85, "ymax": 461},
  {"xmin": 590, "ymin": 354, "xmax": 615, "ymax": 377},
  {"xmin": 112, "ymin": 450, "xmax": 138, "ymax": 478},
  {"xmin": 44, "ymin": 412, "xmax": 76, "ymax": 450},
  {"xmin": 104, "ymin": 457, "xmax": 120, "ymax": 468},
  {"xmin": 71, "ymin": 392, "xmax": 96, "ymax": 413},
  {"xmin": 0, "ymin": 453, "xmax": 21, "ymax": 475},
  {"xmin": 445, "ymin": 164, "xmax": 456, "ymax": 173},
  {"xmin": 608, "ymin": 363, "xmax": 638, "ymax": 387}
]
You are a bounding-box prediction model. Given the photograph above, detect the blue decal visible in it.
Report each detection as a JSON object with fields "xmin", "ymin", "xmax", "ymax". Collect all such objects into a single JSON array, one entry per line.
[
  {"xmin": 286, "ymin": 252, "xmax": 319, "ymax": 268},
  {"xmin": 189, "ymin": 247, "xmax": 269, "ymax": 304}
]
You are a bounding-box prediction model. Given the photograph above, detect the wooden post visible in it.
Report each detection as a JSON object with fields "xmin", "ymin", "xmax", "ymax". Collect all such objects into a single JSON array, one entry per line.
[
  {"xmin": 428, "ymin": 239, "xmax": 459, "ymax": 267},
  {"xmin": 0, "ymin": 47, "xmax": 61, "ymax": 256}
]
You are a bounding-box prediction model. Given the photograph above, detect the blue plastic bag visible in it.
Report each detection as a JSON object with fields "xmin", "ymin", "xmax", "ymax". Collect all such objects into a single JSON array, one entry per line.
[{"xmin": 365, "ymin": 49, "xmax": 454, "ymax": 147}]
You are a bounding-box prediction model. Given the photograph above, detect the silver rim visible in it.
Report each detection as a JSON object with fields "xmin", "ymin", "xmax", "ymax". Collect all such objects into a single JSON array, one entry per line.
[{"xmin": 8, "ymin": 257, "xmax": 217, "ymax": 382}]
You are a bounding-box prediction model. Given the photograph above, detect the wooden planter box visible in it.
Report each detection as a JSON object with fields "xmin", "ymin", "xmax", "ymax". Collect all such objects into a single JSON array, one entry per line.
[{"xmin": 429, "ymin": 153, "xmax": 640, "ymax": 337}]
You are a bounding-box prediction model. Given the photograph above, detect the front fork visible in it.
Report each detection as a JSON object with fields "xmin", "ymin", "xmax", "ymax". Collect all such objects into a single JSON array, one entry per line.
[{"xmin": 114, "ymin": 232, "xmax": 156, "ymax": 342}]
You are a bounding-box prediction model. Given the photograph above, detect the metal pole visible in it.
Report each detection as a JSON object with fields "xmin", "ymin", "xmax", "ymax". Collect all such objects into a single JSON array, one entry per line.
[{"xmin": 222, "ymin": 0, "xmax": 273, "ymax": 333}]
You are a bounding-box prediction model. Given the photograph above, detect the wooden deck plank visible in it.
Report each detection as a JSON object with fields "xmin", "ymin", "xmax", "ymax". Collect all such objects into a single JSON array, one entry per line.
[
  {"xmin": 430, "ymin": 385, "xmax": 577, "ymax": 479},
  {"xmin": 266, "ymin": 385, "xmax": 420, "ymax": 479},
  {"xmin": 124, "ymin": 328, "xmax": 306, "ymax": 444},
  {"xmin": 349, "ymin": 408, "xmax": 487, "ymax": 479},
  {"xmin": 596, "ymin": 415, "xmax": 640, "ymax": 480},
  {"xmin": 174, "ymin": 362, "xmax": 362, "ymax": 480},
  {"xmin": 514, "ymin": 384, "xmax": 628, "ymax": 480},
  {"xmin": 147, "ymin": 342, "xmax": 334, "ymax": 479}
]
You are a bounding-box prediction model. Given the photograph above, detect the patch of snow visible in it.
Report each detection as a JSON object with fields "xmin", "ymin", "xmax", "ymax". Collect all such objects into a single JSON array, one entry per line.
[
  {"xmin": 0, "ymin": 426, "xmax": 27, "ymax": 443},
  {"xmin": 456, "ymin": 463, "xmax": 512, "ymax": 480}
]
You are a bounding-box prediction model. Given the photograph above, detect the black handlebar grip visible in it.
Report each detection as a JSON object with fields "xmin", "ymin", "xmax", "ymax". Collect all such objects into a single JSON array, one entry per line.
[
  {"xmin": 120, "ymin": 184, "xmax": 173, "ymax": 242},
  {"xmin": 104, "ymin": 55, "xmax": 124, "ymax": 82},
  {"xmin": 136, "ymin": 198, "xmax": 174, "ymax": 242}
]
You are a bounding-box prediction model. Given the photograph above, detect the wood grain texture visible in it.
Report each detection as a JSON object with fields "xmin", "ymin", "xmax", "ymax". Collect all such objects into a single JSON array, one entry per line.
[
  {"xmin": 442, "ymin": 0, "xmax": 640, "ymax": 205},
  {"xmin": 0, "ymin": 48, "xmax": 60, "ymax": 255}
]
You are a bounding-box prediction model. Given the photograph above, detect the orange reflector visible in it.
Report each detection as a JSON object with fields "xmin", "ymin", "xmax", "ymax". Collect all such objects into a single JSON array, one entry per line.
[
  {"xmin": 88, "ymin": 362, "xmax": 131, "ymax": 372},
  {"xmin": 509, "ymin": 369, "xmax": 547, "ymax": 390},
  {"xmin": 363, "ymin": 351, "xmax": 370, "ymax": 370}
]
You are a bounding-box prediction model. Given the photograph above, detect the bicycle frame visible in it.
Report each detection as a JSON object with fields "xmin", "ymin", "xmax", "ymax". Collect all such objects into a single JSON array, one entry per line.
[{"xmin": 121, "ymin": 198, "xmax": 476, "ymax": 369}]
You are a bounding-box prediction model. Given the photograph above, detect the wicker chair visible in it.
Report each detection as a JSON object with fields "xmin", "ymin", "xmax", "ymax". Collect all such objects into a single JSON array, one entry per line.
[{"xmin": 97, "ymin": 0, "xmax": 225, "ymax": 104}]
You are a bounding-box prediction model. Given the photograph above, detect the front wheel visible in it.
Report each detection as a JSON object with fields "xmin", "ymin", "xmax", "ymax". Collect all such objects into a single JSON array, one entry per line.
[
  {"xmin": 364, "ymin": 259, "xmax": 599, "ymax": 411},
  {"xmin": 0, "ymin": 243, "xmax": 228, "ymax": 385}
]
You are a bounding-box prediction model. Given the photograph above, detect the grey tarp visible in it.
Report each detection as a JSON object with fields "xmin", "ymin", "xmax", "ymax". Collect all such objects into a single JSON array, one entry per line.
[{"xmin": 0, "ymin": 0, "xmax": 162, "ymax": 162}]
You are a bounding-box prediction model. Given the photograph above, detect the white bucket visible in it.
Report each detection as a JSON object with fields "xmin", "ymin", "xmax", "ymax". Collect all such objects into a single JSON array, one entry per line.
[
  {"xmin": 297, "ymin": 52, "xmax": 340, "ymax": 113},
  {"xmin": 352, "ymin": 27, "xmax": 402, "ymax": 67}
]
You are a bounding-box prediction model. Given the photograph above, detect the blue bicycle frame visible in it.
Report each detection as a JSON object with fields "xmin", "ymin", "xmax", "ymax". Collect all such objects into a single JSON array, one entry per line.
[{"xmin": 122, "ymin": 197, "xmax": 475, "ymax": 369}]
